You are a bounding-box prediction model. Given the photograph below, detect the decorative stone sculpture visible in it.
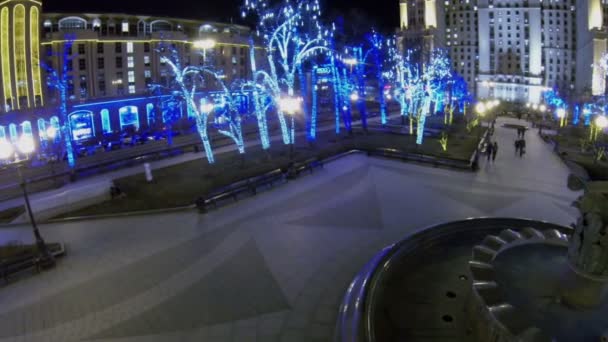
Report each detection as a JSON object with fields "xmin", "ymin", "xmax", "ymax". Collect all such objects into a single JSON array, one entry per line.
[{"xmin": 562, "ymin": 192, "xmax": 608, "ymax": 308}]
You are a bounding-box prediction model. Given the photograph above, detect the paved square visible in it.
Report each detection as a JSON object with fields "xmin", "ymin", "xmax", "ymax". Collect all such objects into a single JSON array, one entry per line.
[{"xmin": 0, "ymin": 118, "xmax": 581, "ymax": 342}]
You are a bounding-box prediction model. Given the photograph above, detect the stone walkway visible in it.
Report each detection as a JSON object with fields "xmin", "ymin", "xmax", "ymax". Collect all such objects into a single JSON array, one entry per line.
[{"xmin": 0, "ymin": 117, "xmax": 581, "ymax": 342}]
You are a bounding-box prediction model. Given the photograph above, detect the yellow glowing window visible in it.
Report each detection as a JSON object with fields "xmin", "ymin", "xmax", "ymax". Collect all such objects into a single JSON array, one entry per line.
[
  {"xmin": 1, "ymin": 7, "xmax": 13, "ymax": 109},
  {"xmin": 13, "ymin": 4, "xmax": 29, "ymax": 108},
  {"xmin": 30, "ymin": 6, "xmax": 43, "ymax": 106}
]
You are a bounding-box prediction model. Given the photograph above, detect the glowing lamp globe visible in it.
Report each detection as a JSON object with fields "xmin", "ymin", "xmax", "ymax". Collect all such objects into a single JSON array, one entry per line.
[
  {"xmin": 596, "ymin": 115, "xmax": 608, "ymax": 129},
  {"xmin": 278, "ymin": 97, "xmax": 300, "ymax": 115},
  {"xmin": 475, "ymin": 102, "xmax": 486, "ymax": 114},
  {"xmin": 46, "ymin": 126, "xmax": 57, "ymax": 140},
  {"xmin": 200, "ymin": 103, "xmax": 214, "ymax": 114},
  {"xmin": 0, "ymin": 140, "xmax": 13, "ymax": 160},
  {"xmin": 17, "ymin": 136, "xmax": 34, "ymax": 154},
  {"xmin": 350, "ymin": 92, "xmax": 359, "ymax": 101},
  {"xmin": 344, "ymin": 58, "xmax": 357, "ymax": 66},
  {"xmin": 532, "ymin": 104, "xmax": 539, "ymax": 111},
  {"xmin": 556, "ymin": 108, "xmax": 566, "ymax": 119},
  {"xmin": 194, "ymin": 39, "xmax": 216, "ymax": 50},
  {"xmin": 539, "ymin": 104, "xmax": 547, "ymax": 112}
]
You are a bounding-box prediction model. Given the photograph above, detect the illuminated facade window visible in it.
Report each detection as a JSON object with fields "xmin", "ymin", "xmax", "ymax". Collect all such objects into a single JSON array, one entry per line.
[
  {"xmin": 144, "ymin": 55, "xmax": 150, "ymax": 66},
  {"xmin": 1, "ymin": 8, "xmax": 13, "ymax": 110},
  {"xmin": 127, "ymin": 70, "xmax": 135, "ymax": 83},
  {"xmin": 50, "ymin": 116, "xmax": 60, "ymax": 136},
  {"xmin": 100, "ymin": 109, "xmax": 111, "ymax": 133},
  {"xmin": 69, "ymin": 110, "xmax": 95, "ymax": 141},
  {"xmin": 127, "ymin": 56, "xmax": 134, "ymax": 68},
  {"xmin": 128, "ymin": 85, "xmax": 136, "ymax": 94},
  {"xmin": 122, "ymin": 21, "xmax": 129, "ymax": 33},
  {"xmin": 146, "ymin": 103, "xmax": 155, "ymax": 125},
  {"xmin": 119, "ymin": 106, "xmax": 139, "ymax": 130},
  {"xmin": 14, "ymin": 5, "xmax": 30, "ymax": 108},
  {"xmin": 8, "ymin": 123, "xmax": 17, "ymax": 143},
  {"xmin": 30, "ymin": 6, "xmax": 43, "ymax": 107},
  {"xmin": 127, "ymin": 41, "xmax": 134, "ymax": 53},
  {"xmin": 37, "ymin": 118, "xmax": 46, "ymax": 141}
]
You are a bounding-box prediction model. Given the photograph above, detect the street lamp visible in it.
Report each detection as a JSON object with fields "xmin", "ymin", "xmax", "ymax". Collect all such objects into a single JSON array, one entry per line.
[
  {"xmin": 350, "ymin": 92, "xmax": 359, "ymax": 102},
  {"xmin": 46, "ymin": 126, "xmax": 57, "ymax": 140},
  {"xmin": 596, "ymin": 115, "xmax": 608, "ymax": 130},
  {"xmin": 557, "ymin": 108, "xmax": 567, "ymax": 127},
  {"xmin": 475, "ymin": 102, "xmax": 486, "ymax": 115},
  {"xmin": 278, "ymin": 96, "xmax": 301, "ymax": 159},
  {"xmin": 194, "ymin": 39, "xmax": 216, "ymax": 61},
  {"xmin": 0, "ymin": 137, "xmax": 55, "ymax": 267},
  {"xmin": 593, "ymin": 115, "xmax": 608, "ymax": 141},
  {"xmin": 344, "ymin": 58, "xmax": 357, "ymax": 73}
]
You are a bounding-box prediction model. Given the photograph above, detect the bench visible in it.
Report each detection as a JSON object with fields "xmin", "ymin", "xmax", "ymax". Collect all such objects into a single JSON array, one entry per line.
[
  {"xmin": 195, "ymin": 169, "xmax": 285, "ymax": 212},
  {"xmin": 1, "ymin": 243, "xmax": 66, "ymax": 284},
  {"xmin": 292, "ymin": 158, "xmax": 324, "ymax": 178}
]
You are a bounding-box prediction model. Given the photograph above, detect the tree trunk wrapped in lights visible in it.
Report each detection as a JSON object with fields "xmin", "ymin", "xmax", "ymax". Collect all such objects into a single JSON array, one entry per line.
[
  {"xmin": 42, "ymin": 35, "xmax": 76, "ymax": 169},
  {"xmin": 242, "ymin": 0, "xmax": 333, "ymax": 145}
]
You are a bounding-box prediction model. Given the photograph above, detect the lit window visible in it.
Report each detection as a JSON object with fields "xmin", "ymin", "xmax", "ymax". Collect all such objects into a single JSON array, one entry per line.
[
  {"xmin": 128, "ymin": 85, "xmax": 136, "ymax": 94},
  {"xmin": 144, "ymin": 70, "xmax": 151, "ymax": 78},
  {"xmin": 122, "ymin": 22, "xmax": 129, "ymax": 32},
  {"xmin": 144, "ymin": 55, "xmax": 150, "ymax": 65},
  {"xmin": 128, "ymin": 70, "xmax": 135, "ymax": 83},
  {"xmin": 127, "ymin": 56, "xmax": 134, "ymax": 68},
  {"xmin": 127, "ymin": 42, "xmax": 134, "ymax": 53}
]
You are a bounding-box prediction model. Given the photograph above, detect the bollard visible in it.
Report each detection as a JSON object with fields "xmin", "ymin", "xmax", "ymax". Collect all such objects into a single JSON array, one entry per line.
[{"xmin": 144, "ymin": 163, "xmax": 153, "ymax": 182}]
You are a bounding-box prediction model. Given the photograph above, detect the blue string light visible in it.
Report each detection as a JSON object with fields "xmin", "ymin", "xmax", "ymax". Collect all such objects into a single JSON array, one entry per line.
[{"xmin": 42, "ymin": 34, "xmax": 76, "ymax": 168}]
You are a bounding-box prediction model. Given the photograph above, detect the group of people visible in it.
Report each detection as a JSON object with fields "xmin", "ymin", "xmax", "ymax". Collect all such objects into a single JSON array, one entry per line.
[
  {"xmin": 486, "ymin": 141, "xmax": 498, "ymax": 162},
  {"xmin": 514, "ymin": 126, "xmax": 527, "ymax": 158}
]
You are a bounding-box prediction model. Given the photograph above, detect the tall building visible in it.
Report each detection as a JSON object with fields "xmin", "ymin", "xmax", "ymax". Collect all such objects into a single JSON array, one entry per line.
[
  {"xmin": 0, "ymin": 2, "xmax": 265, "ymax": 151},
  {"xmin": 576, "ymin": 0, "xmax": 608, "ymax": 97},
  {"xmin": 398, "ymin": 0, "xmax": 578, "ymax": 104},
  {"xmin": 40, "ymin": 14, "xmax": 259, "ymax": 108},
  {"xmin": 0, "ymin": 2, "xmax": 263, "ymax": 115}
]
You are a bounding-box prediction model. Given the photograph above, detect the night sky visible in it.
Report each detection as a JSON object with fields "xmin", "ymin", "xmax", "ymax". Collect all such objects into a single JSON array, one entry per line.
[{"xmin": 43, "ymin": 0, "xmax": 399, "ymax": 33}]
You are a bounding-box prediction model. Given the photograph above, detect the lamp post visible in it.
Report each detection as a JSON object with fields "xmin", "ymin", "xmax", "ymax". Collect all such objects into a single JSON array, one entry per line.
[
  {"xmin": 0, "ymin": 136, "xmax": 55, "ymax": 268},
  {"xmin": 278, "ymin": 96, "xmax": 301, "ymax": 160},
  {"xmin": 592, "ymin": 115, "xmax": 608, "ymax": 141},
  {"xmin": 475, "ymin": 102, "xmax": 486, "ymax": 140},
  {"xmin": 344, "ymin": 58, "xmax": 357, "ymax": 73},
  {"xmin": 194, "ymin": 39, "xmax": 216, "ymax": 62},
  {"xmin": 557, "ymin": 108, "xmax": 567, "ymax": 128}
]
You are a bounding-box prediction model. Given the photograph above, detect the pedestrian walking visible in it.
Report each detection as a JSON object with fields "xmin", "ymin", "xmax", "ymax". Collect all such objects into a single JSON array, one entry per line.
[
  {"xmin": 519, "ymin": 139, "xmax": 526, "ymax": 158},
  {"xmin": 514, "ymin": 139, "xmax": 520, "ymax": 155},
  {"xmin": 486, "ymin": 141, "xmax": 494, "ymax": 161},
  {"xmin": 492, "ymin": 142, "xmax": 498, "ymax": 162}
]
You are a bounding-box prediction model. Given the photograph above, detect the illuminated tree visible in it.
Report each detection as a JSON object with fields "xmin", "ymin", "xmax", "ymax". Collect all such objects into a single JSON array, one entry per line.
[
  {"xmin": 243, "ymin": 0, "xmax": 333, "ymax": 145},
  {"xmin": 387, "ymin": 46, "xmax": 423, "ymax": 133},
  {"xmin": 210, "ymin": 80, "xmax": 250, "ymax": 154},
  {"xmin": 417, "ymin": 49, "xmax": 452, "ymax": 145},
  {"xmin": 448, "ymin": 73, "xmax": 471, "ymax": 125},
  {"xmin": 543, "ymin": 87, "xmax": 568, "ymax": 126},
  {"xmin": 42, "ymin": 35, "xmax": 76, "ymax": 168},
  {"xmin": 161, "ymin": 48, "xmax": 215, "ymax": 164},
  {"xmin": 246, "ymin": 37, "xmax": 271, "ymax": 149}
]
